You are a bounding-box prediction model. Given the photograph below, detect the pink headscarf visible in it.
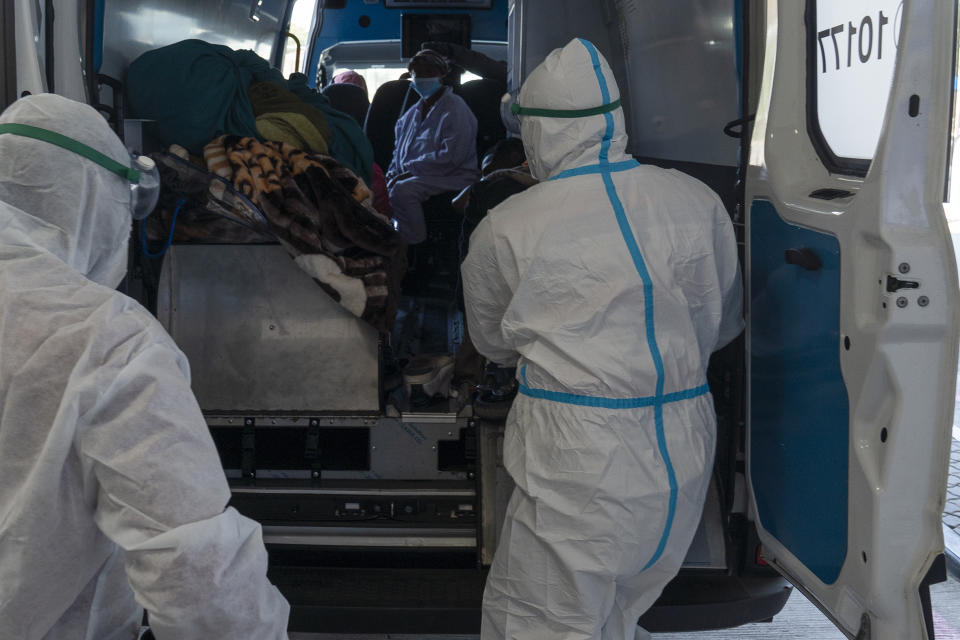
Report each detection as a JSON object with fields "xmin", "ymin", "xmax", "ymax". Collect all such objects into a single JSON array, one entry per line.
[{"xmin": 332, "ymin": 70, "xmax": 368, "ymax": 98}]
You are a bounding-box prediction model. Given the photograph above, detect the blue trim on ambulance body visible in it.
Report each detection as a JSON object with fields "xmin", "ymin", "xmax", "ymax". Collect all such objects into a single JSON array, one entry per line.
[
  {"xmin": 306, "ymin": 0, "xmax": 509, "ymax": 87},
  {"xmin": 749, "ymin": 199, "xmax": 849, "ymax": 585}
]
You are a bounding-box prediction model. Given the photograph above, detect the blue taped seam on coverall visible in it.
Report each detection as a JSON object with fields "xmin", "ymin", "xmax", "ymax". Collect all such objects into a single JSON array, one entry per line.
[
  {"xmin": 571, "ymin": 37, "xmax": 678, "ymax": 572},
  {"xmin": 549, "ymin": 159, "xmax": 639, "ymax": 181},
  {"xmin": 518, "ymin": 366, "xmax": 709, "ymax": 410}
]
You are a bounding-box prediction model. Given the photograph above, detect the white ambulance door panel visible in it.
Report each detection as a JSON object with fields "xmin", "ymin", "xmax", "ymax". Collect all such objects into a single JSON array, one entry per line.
[
  {"xmin": 14, "ymin": 0, "xmax": 46, "ymax": 97},
  {"xmin": 12, "ymin": 0, "xmax": 88, "ymax": 103},
  {"xmin": 745, "ymin": 0, "xmax": 959, "ymax": 638}
]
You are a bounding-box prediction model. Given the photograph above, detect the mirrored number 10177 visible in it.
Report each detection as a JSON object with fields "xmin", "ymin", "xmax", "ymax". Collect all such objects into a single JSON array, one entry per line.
[{"xmin": 818, "ymin": 10, "xmax": 895, "ymax": 73}]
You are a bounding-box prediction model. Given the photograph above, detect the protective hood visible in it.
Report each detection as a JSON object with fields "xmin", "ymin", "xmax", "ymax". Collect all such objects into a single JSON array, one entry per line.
[
  {"xmin": 0, "ymin": 94, "xmax": 132, "ymax": 287},
  {"xmin": 518, "ymin": 38, "xmax": 630, "ymax": 180}
]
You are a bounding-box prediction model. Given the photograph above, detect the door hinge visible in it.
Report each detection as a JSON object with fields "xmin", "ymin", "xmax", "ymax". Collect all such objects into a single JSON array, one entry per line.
[
  {"xmin": 305, "ymin": 418, "xmax": 323, "ymax": 482},
  {"xmin": 241, "ymin": 418, "xmax": 256, "ymax": 481}
]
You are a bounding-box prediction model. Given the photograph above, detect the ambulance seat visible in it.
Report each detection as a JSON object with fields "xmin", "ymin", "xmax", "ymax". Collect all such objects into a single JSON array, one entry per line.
[
  {"xmin": 457, "ymin": 78, "xmax": 508, "ymax": 158},
  {"xmin": 364, "ymin": 79, "xmax": 418, "ymax": 170},
  {"xmin": 322, "ymin": 82, "xmax": 370, "ymax": 128}
]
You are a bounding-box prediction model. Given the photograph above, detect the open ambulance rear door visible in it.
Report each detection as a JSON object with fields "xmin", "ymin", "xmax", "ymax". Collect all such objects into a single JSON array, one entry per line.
[{"xmin": 746, "ymin": 0, "xmax": 960, "ymax": 638}]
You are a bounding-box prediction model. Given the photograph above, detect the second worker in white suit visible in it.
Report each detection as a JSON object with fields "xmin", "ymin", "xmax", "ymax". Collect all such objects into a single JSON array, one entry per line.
[
  {"xmin": 0, "ymin": 94, "xmax": 289, "ymax": 640},
  {"xmin": 462, "ymin": 38, "xmax": 743, "ymax": 640}
]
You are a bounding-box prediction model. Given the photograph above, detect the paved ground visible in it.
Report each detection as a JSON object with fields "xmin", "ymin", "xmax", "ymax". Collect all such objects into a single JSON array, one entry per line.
[
  {"xmin": 942, "ymin": 227, "xmax": 960, "ymax": 562},
  {"xmin": 658, "ymin": 576, "xmax": 960, "ymax": 639}
]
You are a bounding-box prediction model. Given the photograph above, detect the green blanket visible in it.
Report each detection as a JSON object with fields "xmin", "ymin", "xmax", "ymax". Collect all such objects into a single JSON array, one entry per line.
[
  {"xmin": 255, "ymin": 113, "xmax": 329, "ymax": 155},
  {"xmin": 127, "ymin": 39, "xmax": 373, "ymax": 182},
  {"xmin": 248, "ymin": 82, "xmax": 332, "ymax": 145}
]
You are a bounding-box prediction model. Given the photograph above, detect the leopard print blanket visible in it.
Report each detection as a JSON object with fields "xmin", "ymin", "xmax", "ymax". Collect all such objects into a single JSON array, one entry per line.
[
  {"xmin": 148, "ymin": 138, "xmax": 405, "ymax": 332},
  {"xmin": 222, "ymin": 136, "xmax": 405, "ymax": 332}
]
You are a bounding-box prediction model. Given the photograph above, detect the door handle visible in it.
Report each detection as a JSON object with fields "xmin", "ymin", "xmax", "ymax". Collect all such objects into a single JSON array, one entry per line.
[{"xmin": 784, "ymin": 248, "xmax": 822, "ymax": 271}]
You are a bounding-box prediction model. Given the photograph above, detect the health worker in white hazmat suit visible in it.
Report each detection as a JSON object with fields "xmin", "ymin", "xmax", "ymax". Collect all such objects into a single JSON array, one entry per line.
[
  {"xmin": 0, "ymin": 94, "xmax": 290, "ymax": 640},
  {"xmin": 462, "ymin": 39, "xmax": 743, "ymax": 639}
]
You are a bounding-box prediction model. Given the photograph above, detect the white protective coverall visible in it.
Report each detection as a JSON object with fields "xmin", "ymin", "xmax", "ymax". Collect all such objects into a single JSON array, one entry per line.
[
  {"xmin": 461, "ymin": 39, "xmax": 743, "ymax": 639},
  {"xmin": 0, "ymin": 94, "xmax": 290, "ymax": 639}
]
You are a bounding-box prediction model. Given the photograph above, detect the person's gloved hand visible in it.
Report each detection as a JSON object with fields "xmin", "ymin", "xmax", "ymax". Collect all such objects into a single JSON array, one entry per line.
[{"xmin": 421, "ymin": 41, "xmax": 507, "ymax": 84}]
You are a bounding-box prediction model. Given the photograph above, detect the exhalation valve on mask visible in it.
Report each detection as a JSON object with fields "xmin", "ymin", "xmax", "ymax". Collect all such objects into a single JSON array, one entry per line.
[
  {"xmin": 500, "ymin": 91, "xmax": 521, "ymax": 136},
  {"xmin": 130, "ymin": 155, "xmax": 160, "ymax": 220}
]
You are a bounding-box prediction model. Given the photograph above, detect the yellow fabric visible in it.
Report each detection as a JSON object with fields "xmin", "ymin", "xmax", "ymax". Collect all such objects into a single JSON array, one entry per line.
[
  {"xmin": 203, "ymin": 135, "xmax": 233, "ymax": 179},
  {"xmin": 255, "ymin": 112, "xmax": 329, "ymax": 155}
]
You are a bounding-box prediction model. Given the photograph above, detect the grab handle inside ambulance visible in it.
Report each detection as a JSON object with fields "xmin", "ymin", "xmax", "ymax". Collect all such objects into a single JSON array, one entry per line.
[{"xmin": 784, "ymin": 248, "xmax": 822, "ymax": 271}]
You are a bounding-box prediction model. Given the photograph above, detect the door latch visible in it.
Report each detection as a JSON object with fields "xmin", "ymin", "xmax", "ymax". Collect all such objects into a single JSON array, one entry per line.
[{"xmin": 886, "ymin": 275, "xmax": 920, "ymax": 293}]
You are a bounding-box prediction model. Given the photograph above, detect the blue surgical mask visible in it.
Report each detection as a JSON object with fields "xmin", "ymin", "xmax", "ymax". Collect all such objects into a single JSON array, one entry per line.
[{"xmin": 412, "ymin": 77, "xmax": 444, "ymax": 99}]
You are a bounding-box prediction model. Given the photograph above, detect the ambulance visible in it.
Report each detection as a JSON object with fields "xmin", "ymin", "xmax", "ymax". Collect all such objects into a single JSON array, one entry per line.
[{"xmin": 4, "ymin": 0, "xmax": 957, "ymax": 637}]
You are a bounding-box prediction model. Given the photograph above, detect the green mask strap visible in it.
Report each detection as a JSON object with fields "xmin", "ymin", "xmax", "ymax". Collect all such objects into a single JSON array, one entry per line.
[
  {"xmin": 0, "ymin": 123, "xmax": 140, "ymax": 183},
  {"xmin": 511, "ymin": 98, "xmax": 622, "ymax": 119}
]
